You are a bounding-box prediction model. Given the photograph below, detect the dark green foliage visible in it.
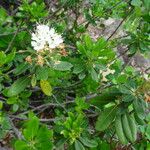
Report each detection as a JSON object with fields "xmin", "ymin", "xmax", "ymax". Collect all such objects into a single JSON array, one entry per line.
[{"xmin": 0, "ymin": 0, "xmax": 149, "ymax": 149}]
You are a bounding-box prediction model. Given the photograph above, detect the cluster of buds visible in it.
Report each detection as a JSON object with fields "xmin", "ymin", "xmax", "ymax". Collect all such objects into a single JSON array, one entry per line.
[
  {"xmin": 58, "ymin": 44, "xmax": 68, "ymax": 57},
  {"xmin": 25, "ymin": 55, "xmax": 44, "ymax": 66},
  {"xmin": 145, "ymin": 94, "xmax": 150, "ymax": 102},
  {"xmin": 37, "ymin": 55, "xmax": 44, "ymax": 66},
  {"xmin": 25, "ymin": 56, "xmax": 32, "ymax": 64}
]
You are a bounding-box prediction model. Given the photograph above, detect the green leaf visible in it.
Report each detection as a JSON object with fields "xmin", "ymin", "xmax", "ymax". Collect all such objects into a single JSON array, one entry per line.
[
  {"xmin": 0, "ymin": 50, "xmax": 15, "ymax": 66},
  {"xmin": 96, "ymin": 106, "xmax": 118, "ymax": 131},
  {"xmin": 85, "ymin": 10, "xmax": 96, "ymax": 25},
  {"xmin": 79, "ymin": 72, "xmax": 86, "ymax": 80},
  {"xmin": 0, "ymin": 7, "xmax": 9, "ymax": 25},
  {"xmin": 96, "ymin": 38, "xmax": 107, "ymax": 50},
  {"xmin": 122, "ymin": 94, "xmax": 135, "ymax": 102},
  {"xmin": 15, "ymin": 140, "xmax": 28, "ymax": 150},
  {"xmin": 90, "ymin": 68, "xmax": 99, "ymax": 82},
  {"xmin": 131, "ymin": 0, "xmax": 142, "ymax": 7},
  {"xmin": 116, "ymin": 74, "xmax": 128, "ymax": 83},
  {"xmin": 134, "ymin": 112, "xmax": 145, "ymax": 125},
  {"xmin": 36, "ymin": 126, "xmax": 53, "ymax": 150},
  {"xmin": 99, "ymin": 141, "xmax": 111, "ymax": 150},
  {"xmin": 73, "ymin": 64, "xmax": 84, "ymax": 74},
  {"xmin": 53, "ymin": 61, "xmax": 73, "ymax": 71},
  {"xmin": 31, "ymin": 74, "xmax": 36, "ymax": 87},
  {"xmin": 76, "ymin": 41, "xmax": 86, "ymax": 54},
  {"xmin": 133, "ymin": 98, "xmax": 145, "ymax": 119},
  {"xmin": 40, "ymin": 80, "xmax": 52, "ymax": 96},
  {"xmin": 1, "ymin": 116, "xmax": 11, "ymax": 130},
  {"xmin": 5, "ymin": 50, "xmax": 16, "ymax": 64},
  {"xmin": 119, "ymin": 85, "xmax": 131, "ymax": 94},
  {"xmin": 23, "ymin": 115, "xmax": 39, "ymax": 140},
  {"xmin": 14, "ymin": 63, "xmax": 29, "ymax": 75},
  {"xmin": 7, "ymin": 76, "xmax": 30, "ymax": 97},
  {"xmin": 0, "ymin": 51, "xmax": 6, "ymax": 66},
  {"xmin": 13, "ymin": 104, "xmax": 19, "ymax": 112},
  {"xmin": 0, "ymin": 101, "xmax": 3, "ymax": 109},
  {"xmin": 15, "ymin": 114, "xmax": 53, "ymax": 150},
  {"xmin": 79, "ymin": 137, "xmax": 98, "ymax": 148},
  {"xmin": 146, "ymin": 125, "xmax": 150, "ymax": 140},
  {"xmin": 89, "ymin": 88, "xmax": 121, "ymax": 108},
  {"xmin": 7, "ymin": 97, "xmax": 18, "ymax": 104},
  {"xmin": 75, "ymin": 97, "xmax": 89, "ymax": 112},
  {"xmin": 84, "ymin": 34, "xmax": 93, "ymax": 50},
  {"xmin": 36, "ymin": 66, "xmax": 49, "ymax": 80},
  {"xmin": 75, "ymin": 140, "xmax": 85, "ymax": 150},
  {"xmin": 55, "ymin": 139, "xmax": 67, "ymax": 149},
  {"xmin": 143, "ymin": 0, "xmax": 150, "ymax": 10}
]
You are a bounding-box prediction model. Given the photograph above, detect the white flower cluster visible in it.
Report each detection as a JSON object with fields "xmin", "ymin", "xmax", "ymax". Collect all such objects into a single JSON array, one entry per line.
[{"xmin": 31, "ymin": 24, "xmax": 63, "ymax": 51}]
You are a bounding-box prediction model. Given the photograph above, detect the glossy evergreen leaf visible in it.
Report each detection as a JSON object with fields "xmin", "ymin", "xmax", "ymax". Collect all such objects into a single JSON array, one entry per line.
[
  {"xmin": 80, "ymin": 137, "xmax": 98, "ymax": 148},
  {"xmin": 31, "ymin": 74, "xmax": 37, "ymax": 87},
  {"xmin": 122, "ymin": 94, "xmax": 135, "ymax": 102},
  {"xmin": 131, "ymin": 0, "xmax": 142, "ymax": 6},
  {"xmin": 76, "ymin": 41, "xmax": 87, "ymax": 54},
  {"xmin": 89, "ymin": 88, "xmax": 121, "ymax": 108},
  {"xmin": 0, "ymin": 51, "xmax": 6, "ymax": 66},
  {"xmin": 36, "ymin": 66, "xmax": 49, "ymax": 80},
  {"xmin": 84, "ymin": 34, "xmax": 93, "ymax": 50},
  {"xmin": 53, "ymin": 61, "xmax": 73, "ymax": 71},
  {"xmin": 96, "ymin": 106, "xmax": 118, "ymax": 131},
  {"xmin": 7, "ymin": 77, "xmax": 30, "ymax": 97},
  {"xmin": 23, "ymin": 115, "xmax": 39, "ymax": 140},
  {"xmin": 15, "ymin": 140, "xmax": 28, "ymax": 150},
  {"xmin": 5, "ymin": 50, "xmax": 16, "ymax": 63},
  {"xmin": 36, "ymin": 126, "xmax": 53, "ymax": 150},
  {"xmin": 75, "ymin": 140, "xmax": 85, "ymax": 150},
  {"xmin": 73, "ymin": 64, "xmax": 85, "ymax": 74},
  {"xmin": 14, "ymin": 63, "xmax": 29, "ymax": 75},
  {"xmin": 0, "ymin": 101, "xmax": 3, "ymax": 109},
  {"xmin": 90, "ymin": 68, "xmax": 99, "ymax": 82}
]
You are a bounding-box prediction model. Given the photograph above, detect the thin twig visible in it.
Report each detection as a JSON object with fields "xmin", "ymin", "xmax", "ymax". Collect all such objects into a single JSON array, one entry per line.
[
  {"xmin": 19, "ymin": 101, "xmax": 74, "ymax": 115},
  {"xmin": 9, "ymin": 114, "xmax": 61, "ymax": 123},
  {"xmin": 145, "ymin": 67, "xmax": 150, "ymax": 73},
  {"xmin": 9, "ymin": 119, "xmax": 24, "ymax": 140},
  {"xmin": 0, "ymin": 28, "xmax": 26, "ymax": 37},
  {"xmin": 5, "ymin": 21, "xmax": 24, "ymax": 53},
  {"xmin": 120, "ymin": 55, "xmax": 133, "ymax": 72},
  {"xmin": 107, "ymin": 8, "xmax": 133, "ymax": 41},
  {"xmin": 67, "ymin": 82, "xmax": 114, "ymax": 102},
  {"xmin": 78, "ymin": 0, "xmax": 130, "ymax": 27},
  {"xmin": 52, "ymin": 94, "xmax": 67, "ymax": 112},
  {"xmin": 109, "ymin": 48, "xmax": 129, "ymax": 65}
]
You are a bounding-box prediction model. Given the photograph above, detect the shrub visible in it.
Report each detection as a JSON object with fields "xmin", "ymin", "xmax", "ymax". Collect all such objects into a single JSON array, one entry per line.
[{"xmin": 0, "ymin": 0, "xmax": 149, "ymax": 149}]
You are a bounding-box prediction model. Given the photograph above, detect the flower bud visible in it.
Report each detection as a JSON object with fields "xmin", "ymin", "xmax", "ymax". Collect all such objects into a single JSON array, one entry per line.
[
  {"xmin": 25, "ymin": 56, "xmax": 32, "ymax": 64},
  {"xmin": 37, "ymin": 55, "xmax": 44, "ymax": 66},
  {"xmin": 60, "ymin": 49, "xmax": 68, "ymax": 56}
]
